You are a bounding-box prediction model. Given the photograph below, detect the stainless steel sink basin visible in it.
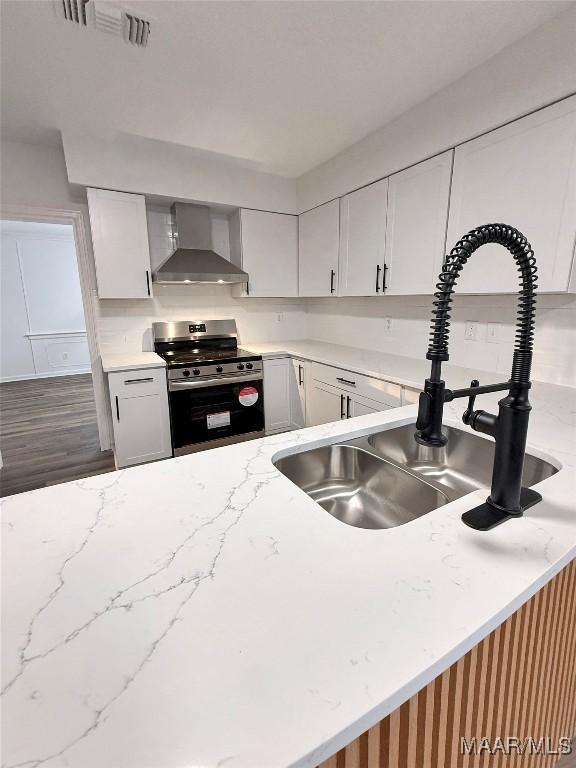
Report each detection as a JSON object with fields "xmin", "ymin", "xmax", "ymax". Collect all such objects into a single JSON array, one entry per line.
[
  {"xmin": 366, "ymin": 423, "xmax": 557, "ymax": 500},
  {"xmin": 273, "ymin": 423, "xmax": 557, "ymax": 530},
  {"xmin": 274, "ymin": 444, "xmax": 449, "ymax": 529}
]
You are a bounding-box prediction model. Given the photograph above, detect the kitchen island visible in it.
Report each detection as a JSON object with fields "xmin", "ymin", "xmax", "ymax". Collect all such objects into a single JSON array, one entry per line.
[{"xmin": 2, "ymin": 368, "xmax": 575, "ymax": 767}]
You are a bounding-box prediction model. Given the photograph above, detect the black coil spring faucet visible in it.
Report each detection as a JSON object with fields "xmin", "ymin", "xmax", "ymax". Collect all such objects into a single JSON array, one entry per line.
[{"xmin": 415, "ymin": 223, "xmax": 542, "ymax": 531}]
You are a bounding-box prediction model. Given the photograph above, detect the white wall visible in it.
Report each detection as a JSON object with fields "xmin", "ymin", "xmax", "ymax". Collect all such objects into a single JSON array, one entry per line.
[
  {"xmin": 0, "ymin": 221, "xmax": 90, "ymax": 381},
  {"xmin": 63, "ymin": 132, "xmax": 298, "ymax": 214},
  {"xmin": 297, "ymin": 6, "xmax": 576, "ymax": 211},
  {"xmin": 0, "ymin": 139, "xmax": 109, "ymax": 445}
]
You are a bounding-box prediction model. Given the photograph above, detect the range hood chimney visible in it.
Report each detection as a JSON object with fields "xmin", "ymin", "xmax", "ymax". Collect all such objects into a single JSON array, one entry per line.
[{"xmin": 152, "ymin": 203, "xmax": 248, "ymax": 284}]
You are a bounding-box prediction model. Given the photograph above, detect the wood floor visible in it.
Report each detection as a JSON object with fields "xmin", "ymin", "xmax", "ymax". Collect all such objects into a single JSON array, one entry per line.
[{"xmin": 0, "ymin": 374, "xmax": 115, "ymax": 497}]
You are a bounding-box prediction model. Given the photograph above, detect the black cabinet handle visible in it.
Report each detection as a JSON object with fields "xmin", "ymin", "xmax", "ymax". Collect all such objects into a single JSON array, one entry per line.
[
  {"xmin": 145, "ymin": 270, "xmax": 151, "ymax": 296},
  {"xmin": 336, "ymin": 377, "xmax": 356, "ymax": 387},
  {"xmin": 376, "ymin": 264, "xmax": 381, "ymax": 293},
  {"xmin": 330, "ymin": 269, "xmax": 336, "ymax": 294},
  {"xmin": 245, "ymin": 280, "xmax": 250, "ymax": 296},
  {"xmin": 298, "ymin": 365, "xmax": 303, "ymax": 386},
  {"xmin": 340, "ymin": 393, "xmax": 345, "ymax": 419},
  {"xmin": 382, "ymin": 263, "xmax": 389, "ymax": 292},
  {"xmin": 346, "ymin": 396, "xmax": 351, "ymax": 419},
  {"xmin": 115, "ymin": 395, "xmax": 120, "ymax": 421}
]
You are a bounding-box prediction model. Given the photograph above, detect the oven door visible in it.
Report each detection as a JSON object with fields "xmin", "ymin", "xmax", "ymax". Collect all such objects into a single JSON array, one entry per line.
[{"xmin": 168, "ymin": 373, "xmax": 265, "ymax": 451}]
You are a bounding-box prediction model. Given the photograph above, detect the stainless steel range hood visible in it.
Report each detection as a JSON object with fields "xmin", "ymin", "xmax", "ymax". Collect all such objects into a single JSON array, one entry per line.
[{"xmin": 152, "ymin": 203, "xmax": 248, "ymax": 284}]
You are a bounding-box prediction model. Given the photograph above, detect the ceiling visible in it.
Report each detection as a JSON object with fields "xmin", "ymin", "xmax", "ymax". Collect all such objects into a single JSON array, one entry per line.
[{"xmin": 1, "ymin": 1, "xmax": 572, "ymax": 178}]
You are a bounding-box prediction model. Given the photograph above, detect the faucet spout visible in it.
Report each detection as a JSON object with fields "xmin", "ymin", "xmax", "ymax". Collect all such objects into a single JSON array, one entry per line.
[{"xmin": 415, "ymin": 224, "xmax": 542, "ymax": 530}]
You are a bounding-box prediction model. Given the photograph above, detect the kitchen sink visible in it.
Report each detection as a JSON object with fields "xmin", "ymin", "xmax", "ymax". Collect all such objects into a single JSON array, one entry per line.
[
  {"xmin": 365, "ymin": 424, "xmax": 557, "ymax": 500},
  {"xmin": 273, "ymin": 423, "xmax": 557, "ymax": 529},
  {"xmin": 274, "ymin": 444, "xmax": 449, "ymax": 529}
]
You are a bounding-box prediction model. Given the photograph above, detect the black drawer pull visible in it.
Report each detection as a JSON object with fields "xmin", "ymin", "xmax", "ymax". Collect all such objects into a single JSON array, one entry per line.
[
  {"xmin": 336, "ymin": 377, "xmax": 356, "ymax": 387},
  {"xmin": 124, "ymin": 377, "xmax": 154, "ymax": 385}
]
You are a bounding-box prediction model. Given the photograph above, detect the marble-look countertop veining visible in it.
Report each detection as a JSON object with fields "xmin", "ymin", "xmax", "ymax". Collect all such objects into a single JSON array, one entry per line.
[
  {"xmin": 101, "ymin": 351, "xmax": 166, "ymax": 373},
  {"xmin": 2, "ymin": 352, "xmax": 576, "ymax": 768}
]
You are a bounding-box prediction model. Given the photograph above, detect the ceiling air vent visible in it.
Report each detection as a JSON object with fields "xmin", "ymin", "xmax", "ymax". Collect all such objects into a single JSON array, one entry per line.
[
  {"xmin": 60, "ymin": 0, "xmax": 89, "ymax": 25},
  {"xmin": 56, "ymin": 0, "xmax": 152, "ymax": 48},
  {"xmin": 93, "ymin": 0, "xmax": 123, "ymax": 36},
  {"xmin": 124, "ymin": 12, "xmax": 151, "ymax": 47}
]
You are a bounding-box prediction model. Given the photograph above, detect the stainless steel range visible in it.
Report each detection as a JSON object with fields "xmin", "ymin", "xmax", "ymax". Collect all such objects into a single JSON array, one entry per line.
[{"xmin": 153, "ymin": 320, "xmax": 264, "ymax": 455}]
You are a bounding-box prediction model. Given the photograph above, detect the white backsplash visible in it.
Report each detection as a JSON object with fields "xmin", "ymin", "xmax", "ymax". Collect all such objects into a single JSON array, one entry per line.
[
  {"xmin": 96, "ymin": 285, "xmax": 308, "ymax": 353},
  {"xmin": 305, "ymin": 293, "xmax": 576, "ymax": 387}
]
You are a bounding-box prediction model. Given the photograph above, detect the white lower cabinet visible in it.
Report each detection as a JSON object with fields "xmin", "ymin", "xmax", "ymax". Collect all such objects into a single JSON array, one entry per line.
[
  {"xmin": 108, "ymin": 368, "xmax": 172, "ymax": 468},
  {"xmin": 307, "ymin": 375, "xmax": 400, "ymax": 426},
  {"xmin": 290, "ymin": 358, "xmax": 307, "ymax": 428},
  {"xmin": 265, "ymin": 355, "xmax": 406, "ymax": 431},
  {"xmin": 263, "ymin": 358, "xmax": 292, "ymax": 434},
  {"xmin": 307, "ymin": 380, "xmax": 345, "ymax": 426},
  {"xmin": 349, "ymin": 392, "xmax": 387, "ymax": 417}
]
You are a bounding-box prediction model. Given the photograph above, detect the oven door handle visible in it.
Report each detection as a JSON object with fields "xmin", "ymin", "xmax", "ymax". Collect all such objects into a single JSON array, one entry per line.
[{"xmin": 169, "ymin": 372, "xmax": 263, "ymax": 391}]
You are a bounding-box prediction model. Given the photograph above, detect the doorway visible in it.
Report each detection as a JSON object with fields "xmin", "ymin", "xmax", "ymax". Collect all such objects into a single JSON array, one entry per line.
[{"xmin": 0, "ymin": 218, "xmax": 114, "ymax": 495}]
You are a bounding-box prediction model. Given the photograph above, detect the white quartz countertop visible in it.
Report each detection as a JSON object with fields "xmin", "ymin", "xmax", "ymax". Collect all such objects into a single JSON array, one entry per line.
[
  {"xmin": 101, "ymin": 351, "xmax": 166, "ymax": 373},
  {"xmin": 243, "ymin": 339, "xmax": 474, "ymax": 390},
  {"xmin": 2, "ymin": 356, "xmax": 576, "ymax": 768}
]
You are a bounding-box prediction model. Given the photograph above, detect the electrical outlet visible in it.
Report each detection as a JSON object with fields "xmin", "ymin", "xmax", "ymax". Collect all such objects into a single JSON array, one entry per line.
[
  {"xmin": 464, "ymin": 321, "xmax": 478, "ymax": 341},
  {"xmin": 487, "ymin": 322, "xmax": 500, "ymax": 343},
  {"xmin": 382, "ymin": 317, "xmax": 392, "ymax": 334}
]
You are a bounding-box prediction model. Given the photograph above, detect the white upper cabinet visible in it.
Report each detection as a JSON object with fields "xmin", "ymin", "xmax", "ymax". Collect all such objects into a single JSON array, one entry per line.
[
  {"xmin": 339, "ymin": 178, "xmax": 388, "ymax": 296},
  {"xmin": 298, "ymin": 200, "xmax": 340, "ymax": 297},
  {"xmin": 87, "ymin": 188, "xmax": 153, "ymax": 299},
  {"xmin": 385, "ymin": 151, "xmax": 453, "ymax": 295},
  {"xmin": 230, "ymin": 209, "xmax": 298, "ymax": 297},
  {"xmin": 447, "ymin": 97, "xmax": 576, "ymax": 294}
]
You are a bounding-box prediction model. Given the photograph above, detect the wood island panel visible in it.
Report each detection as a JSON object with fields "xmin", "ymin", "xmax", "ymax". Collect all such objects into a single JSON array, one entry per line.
[{"xmin": 319, "ymin": 560, "xmax": 576, "ymax": 768}]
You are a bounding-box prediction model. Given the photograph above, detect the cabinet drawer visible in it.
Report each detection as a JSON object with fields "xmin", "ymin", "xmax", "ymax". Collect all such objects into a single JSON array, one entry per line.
[
  {"xmin": 108, "ymin": 368, "xmax": 166, "ymax": 397},
  {"xmin": 309, "ymin": 362, "xmax": 401, "ymax": 408}
]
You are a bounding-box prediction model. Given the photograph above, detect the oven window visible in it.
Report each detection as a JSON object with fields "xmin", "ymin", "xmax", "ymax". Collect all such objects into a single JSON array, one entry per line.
[{"xmin": 169, "ymin": 379, "xmax": 264, "ymax": 448}]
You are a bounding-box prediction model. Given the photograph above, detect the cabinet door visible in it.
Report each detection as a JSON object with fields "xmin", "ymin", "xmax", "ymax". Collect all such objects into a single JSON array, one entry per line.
[
  {"xmin": 298, "ymin": 200, "xmax": 340, "ymax": 297},
  {"xmin": 108, "ymin": 369, "xmax": 171, "ymax": 468},
  {"xmin": 385, "ymin": 151, "xmax": 453, "ymax": 295},
  {"xmin": 447, "ymin": 97, "xmax": 576, "ymax": 293},
  {"xmin": 232, "ymin": 210, "xmax": 298, "ymax": 297},
  {"xmin": 290, "ymin": 358, "xmax": 307, "ymax": 428},
  {"xmin": 307, "ymin": 380, "xmax": 346, "ymax": 426},
  {"xmin": 264, "ymin": 358, "xmax": 292, "ymax": 434},
  {"xmin": 339, "ymin": 179, "xmax": 388, "ymax": 296},
  {"xmin": 87, "ymin": 188, "xmax": 153, "ymax": 299},
  {"xmin": 349, "ymin": 392, "xmax": 393, "ymax": 417}
]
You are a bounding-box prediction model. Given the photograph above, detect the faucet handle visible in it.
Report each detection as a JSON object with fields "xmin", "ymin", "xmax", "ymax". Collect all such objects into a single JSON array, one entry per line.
[{"xmin": 463, "ymin": 379, "xmax": 480, "ymax": 424}]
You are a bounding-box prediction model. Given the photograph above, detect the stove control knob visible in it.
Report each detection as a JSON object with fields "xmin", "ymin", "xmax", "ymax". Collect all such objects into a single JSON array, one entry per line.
[
  {"xmin": 193, "ymin": 369, "xmax": 201, "ymax": 376},
  {"xmin": 183, "ymin": 369, "xmax": 191, "ymax": 377},
  {"xmin": 237, "ymin": 363, "xmax": 245, "ymax": 371},
  {"xmin": 216, "ymin": 366, "xmax": 223, "ymax": 373},
  {"xmin": 246, "ymin": 362, "xmax": 253, "ymax": 370}
]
